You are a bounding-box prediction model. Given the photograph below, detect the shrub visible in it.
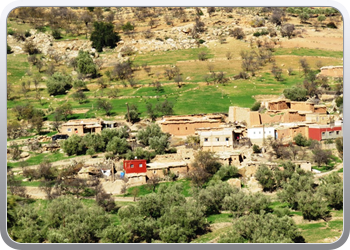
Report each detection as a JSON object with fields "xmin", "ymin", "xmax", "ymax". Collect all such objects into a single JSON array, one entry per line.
[
  {"xmin": 7, "ymin": 44, "xmax": 12, "ymax": 54},
  {"xmin": 326, "ymin": 22, "xmax": 337, "ymax": 29},
  {"xmin": 90, "ymin": 22, "xmax": 121, "ymax": 52},
  {"xmin": 229, "ymin": 27, "xmax": 245, "ymax": 39},
  {"xmin": 52, "ymin": 29, "xmax": 62, "ymax": 39},
  {"xmin": 7, "ymin": 29, "xmax": 15, "ymax": 35},
  {"xmin": 23, "ymin": 40, "xmax": 40, "ymax": 55},
  {"xmin": 197, "ymin": 51, "xmax": 208, "ymax": 61},
  {"xmin": 24, "ymin": 30, "xmax": 31, "ymax": 37},
  {"xmin": 252, "ymin": 144, "xmax": 261, "ymax": 153},
  {"xmin": 46, "ymin": 72, "xmax": 73, "ymax": 95},
  {"xmin": 122, "ymin": 22, "xmax": 134, "ymax": 32},
  {"xmin": 251, "ymin": 101, "xmax": 261, "ymax": 111}
]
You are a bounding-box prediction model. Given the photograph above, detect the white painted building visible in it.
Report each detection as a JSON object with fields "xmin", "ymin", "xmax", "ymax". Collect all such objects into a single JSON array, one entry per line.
[{"xmin": 247, "ymin": 126, "xmax": 275, "ymax": 144}]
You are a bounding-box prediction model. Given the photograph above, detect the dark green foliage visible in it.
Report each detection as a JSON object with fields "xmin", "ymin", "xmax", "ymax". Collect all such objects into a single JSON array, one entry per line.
[
  {"xmin": 61, "ymin": 127, "xmax": 130, "ymax": 156},
  {"xmin": 283, "ymin": 87, "xmax": 308, "ymax": 101},
  {"xmin": 90, "ymin": 22, "xmax": 120, "ymax": 52},
  {"xmin": 76, "ymin": 50, "xmax": 97, "ymax": 77},
  {"xmin": 250, "ymin": 101, "xmax": 261, "ymax": 111},
  {"xmin": 96, "ymin": 99, "xmax": 113, "ymax": 115},
  {"xmin": 326, "ymin": 22, "xmax": 337, "ymax": 29},
  {"xmin": 223, "ymin": 189, "xmax": 270, "ymax": 218},
  {"xmin": 277, "ymin": 172, "xmax": 315, "ymax": 210},
  {"xmin": 106, "ymin": 137, "xmax": 129, "ymax": 154},
  {"xmin": 253, "ymin": 29, "xmax": 269, "ymax": 37},
  {"xmin": 197, "ymin": 181, "xmax": 234, "ymax": 215},
  {"xmin": 296, "ymin": 191, "xmax": 331, "ymax": 221},
  {"xmin": 335, "ymin": 137, "xmax": 343, "ymax": 158},
  {"xmin": 312, "ymin": 148, "xmax": 332, "ymax": 167},
  {"xmin": 71, "ymin": 90, "xmax": 87, "ymax": 104},
  {"xmin": 125, "ymin": 104, "xmax": 140, "ymax": 124},
  {"xmin": 187, "ymin": 151, "xmax": 222, "ymax": 187},
  {"xmin": 52, "ymin": 29, "xmax": 62, "ymax": 39},
  {"xmin": 293, "ymin": 133, "xmax": 309, "ymax": 146},
  {"xmin": 125, "ymin": 148, "xmax": 156, "ymax": 163},
  {"xmin": 46, "ymin": 72, "xmax": 73, "ymax": 95},
  {"xmin": 149, "ymin": 134, "xmax": 170, "ymax": 154},
  {"xmin": 112, "ymin": 184, "xmax": 207, "ymax": 243},
  {"xmin": 122, "ymin": 22, "xmax": 134, "ymax": 32},
  {"xmin": 318, "ymin": 172, "xmax": 343, "ymax": 210},
  {"xmin": 219, "ymin": 213, "xmax": 304, "ymax": 243},
  {"xmin": 61, "ymin": 134, "xmax": 86, "ymax": 156},
  {"xmin": 252, "ymin": 144, "xmax": 261, "ymax": 153},
  {"xmin": 212, "ymin": 165, "xmax": 239, "ymax": 181},
  {"xmin": 137, "ymin": 123, "xmax": 169, "ymax": 147},
  {"xmin": 256, "ymin": 165, "xmax": 276, "ymax": 191},
  {"xmin": 11, "ymin": 196, "xmax": 110, "ymax": 243},
  {"xmin": 335, "ymin": 96, "xmax": 343, "ymax": 107},
  {"xmin": 7, "ymin": 44, "xmax": 12, "ymax": 54}
]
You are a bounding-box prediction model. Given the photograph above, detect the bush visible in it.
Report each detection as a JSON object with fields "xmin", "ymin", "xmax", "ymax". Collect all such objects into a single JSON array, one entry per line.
[
  {"xmin": 230, "ymin": 27, "xmax": 245, "ymax": 39},
  {"xmin": 198, "ymin": 51, "xmax": 208, "ymax": 61},
  {"xmin": 293, "ymin": 133, "xmax": 309, "ymax": 147},
  {"xmin": 283, "ymin": 87, "xmax": 308, "ymax": 101},
  {"xmin": 76, "ymin": 50, "xmax": 97, "ymax": 77},
  {"xmin": 7, "ymin": 44, "xmax": 12, "ymax": 54},
  {"xmin": 7, "ymin": 29, "xmax": 15, "ymax": 35},
  {"xmin": 252, "ymin": 144, "xmax": 261, "ymax": 153},
  {"xmin": 46, "ymin": 72, "xmax": 73, "ymax": 95},
  {"xmin": 326, "ymin": 22, "xmax": 337, "ymax": 29},
  {"xmin": 23, "ymin": 40, "xmax": 40, "ymax": 55},
  {"xmin": 52, "ymin": 29, "xmax": 62, "ymax": 39},
  {"xmin": 122, "ymin": 22, "xmax": 134, "ymax": 32},
  {"xmin": 251, "ymin": 101, "xmax": 261, "ymax": 111},
  {"xmin": 90, "ymin": 22, "xmax": 121, "ymax": 52},
  {"xmin": 24, "ymin": 30, "xmax": 31, "ymax": 37}
]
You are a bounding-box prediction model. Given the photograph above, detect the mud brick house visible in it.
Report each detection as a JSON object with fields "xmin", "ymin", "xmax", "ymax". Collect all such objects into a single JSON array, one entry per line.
[
  {"xmin": 196, "ymin": 126, "xmax": 246, "ymax": 151},
  {"xmin": 146, "ymin": 161, "xmax": 188, "ymax": 178},
  {"xmin": 215, "ymin": 151, "xmax": 245, "ymax": 166},
  {"xmin": 60, "ymin": 118, "xmax": 117, "ymax": 136},
  {"xmin": 158, "ymin": 114, "xmax": 224, "ymax": 136},
  {"xmin": 305, "ymin": 113, "xmax": 330, "ymax": 125},
  {"xmin": 308, "ymin": 124, "xmax": 343, "ymax": 141},
  {"xmin": 275, "ymin": 123, "xmax": 309, "ymax": 142}
]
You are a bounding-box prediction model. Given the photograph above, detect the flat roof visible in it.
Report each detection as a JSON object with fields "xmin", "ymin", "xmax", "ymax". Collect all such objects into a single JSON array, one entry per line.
[{"xmin": 146, "ymin": 161, "xmax": 188, "ymax": 169}]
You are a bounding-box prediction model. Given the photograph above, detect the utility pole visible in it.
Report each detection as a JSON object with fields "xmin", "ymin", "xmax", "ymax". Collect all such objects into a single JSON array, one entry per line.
[{"xmin": 126, "ymin": 102, "xmax": 131, "ymax": 123}]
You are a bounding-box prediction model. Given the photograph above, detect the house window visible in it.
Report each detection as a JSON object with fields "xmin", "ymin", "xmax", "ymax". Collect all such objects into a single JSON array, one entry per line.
[
  {"xmin": 130, "ymin": 164, "xmax": 134, "ymax": 168},
  {"xmin": 178, "ymin": 127, "xmax": 180, "ymax": 130},
  {"xmin": 336, "ymin": 131, "xmax": 339, "ymax": 135},
  {"xmin": 153, "ymin": 170, "xmax": 156, "ymax": 174},
  {"xmin": 225, "ymin": 137, "xmax": 229, "ymax": 141},
  {"xmin": 204, "ymin": 138, "xmax": 208, "ymax": 142},
  {"xmin": 269, "ymin": 131, "xmax": 271, "ymax": 133},
  {"xmin": 215, "ymin": 137, "xmax": 219, "ymax": 142},
  {"xmin": 67, "ymin": 128, "xmax": 72, "ymax": 132},
  {"xmin": 322, "ymin": 132, "xmax": 325, "ymax": 135},
  {"xmin": 185, "ymin": 127, "xmax": 188, "ymax": 130},
  {"xmin": 253, "ymin": 132, "xmax": 256, "ymax": 134},
  {"xmin": 139, "ymin": 164, "xmax": 143, "ymax": 168},
  {"xmin": 259, "ymin": 131, "xmax": 261, "ymax": 134}
]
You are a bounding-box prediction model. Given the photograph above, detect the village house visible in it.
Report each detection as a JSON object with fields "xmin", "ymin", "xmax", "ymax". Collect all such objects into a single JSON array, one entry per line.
[
  {"xmin": 308, "ymin": 123, "xmax": 343, "ymax": 141},
  {"xmin": 146, "ymin": 161, "xmax": 188, "ymax": 178},
  {"xmin": 275, "ymin": 123, "xmax": 309, "ymax": 142},
  {"xmin": 196, "ymin": 125, "xmax": 247, "ymax": 151},
  {"xmin": 60, "ymin": 118, "xmax": 118, "ymax": 136},
  {"xmin": 215, "ymin": 151, "xmax": 245, "ymax": 166},
  {"xmin": 158, "ymin": 114, "xmax": 225, "ymax": 136},
  {"xmin": 247, "ymin": 126, "xmax": 276, "ymax": 144}
]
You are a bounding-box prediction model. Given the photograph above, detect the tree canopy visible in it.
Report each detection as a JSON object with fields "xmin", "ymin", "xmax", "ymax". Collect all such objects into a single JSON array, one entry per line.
[{"xmin": 90, "ymin": 22, "xmax": 121, "ymax": 52}]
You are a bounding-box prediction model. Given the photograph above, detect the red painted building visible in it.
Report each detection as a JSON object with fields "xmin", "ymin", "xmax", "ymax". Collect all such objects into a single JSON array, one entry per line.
[
  {"xmin": 123, "ymin": 159, "xmax": 147, "ymax": 174},
  {"xmin": 308, "ymin": 125, "xmax": 342, "ymax": 141}
]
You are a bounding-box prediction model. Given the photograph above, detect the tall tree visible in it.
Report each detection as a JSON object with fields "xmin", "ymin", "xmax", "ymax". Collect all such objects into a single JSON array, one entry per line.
[{"xmin": 90, "ymin": 22, "xmax": 121, "ymax": 52}]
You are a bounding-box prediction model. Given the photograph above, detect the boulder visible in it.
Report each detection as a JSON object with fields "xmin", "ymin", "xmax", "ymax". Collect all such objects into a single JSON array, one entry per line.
[
  {"xmin": 20, "ymin": 152, "xmax": 30, "ymax": 158},
  {"xmin": 227, "ymin": 178, "xmax": 241, "ymax": 189}
]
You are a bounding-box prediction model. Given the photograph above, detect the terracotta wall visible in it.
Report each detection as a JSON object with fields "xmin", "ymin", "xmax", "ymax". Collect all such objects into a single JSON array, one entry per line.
[
  {"xmin": 290, "ymin": 102, "xmax": 314, "ymax": 112},
  {"xmin": 276, "ymin": 126, "xmax": 309, "ymax": 140},
  {"xmin": 61, "ymin": 124, "xmax": 84, "ymax": 136},
  {"xmin": 268, "ymin": 101, "xmax": 289, "ymax": 111},
  {"xmin": 320, "ymin": 67, "xmax": 343, "ymax": 77},
  {"xmin": 314, "ymin": 106, "xmax": 327, "ymax": 114},
  {"xmin": 161, "ymin": 121, "xmax": 222, "ymax": 136},
  {"xmin": 283, "ymin": 112, "xmax": 306, "ymax": 123},
  {"xmin": 228, "ymin": 107, "xmax": 251, "ymax": 124}
]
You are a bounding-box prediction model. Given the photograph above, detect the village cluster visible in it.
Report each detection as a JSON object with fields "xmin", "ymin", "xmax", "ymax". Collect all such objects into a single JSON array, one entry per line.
[{"xmin": 53, "ymin": 66, "xmax": 343, "ymax": 193}]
